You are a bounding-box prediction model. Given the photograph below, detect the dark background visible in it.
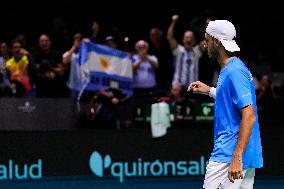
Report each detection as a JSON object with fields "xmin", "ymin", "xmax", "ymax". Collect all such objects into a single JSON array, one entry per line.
[
  {"xmin": 1, "ymin": 125, "xmax": 283, "ymax": 178},
  {"xmin": 0, "ymin": 1, "xmax": 283, "ymax": 71},
  {"xmin": 0, "ymin": 0, "xmax": 284, "ymax": 182}
]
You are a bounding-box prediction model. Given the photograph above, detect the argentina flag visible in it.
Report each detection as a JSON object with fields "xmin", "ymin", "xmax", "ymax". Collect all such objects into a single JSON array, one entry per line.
[{"xmin": 76, "ymin": 41, "xmax": 133, "ymax": 96}]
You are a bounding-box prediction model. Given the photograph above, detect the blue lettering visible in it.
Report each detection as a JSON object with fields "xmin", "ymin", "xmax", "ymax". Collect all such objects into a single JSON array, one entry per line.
[
  {"xmin": 0, "ymin": 165, "xmax": 7, "ymax": 179},
  {"xmin": 29, "ymin": 160, "xmax": 42, "ymax": 179},
  {"xmin": 0, "ymin": 159, "xmax": 42, "ymax": 180},
  {"xmin": 15, "ymin": 164, "xmax": 28, "ymax": 179},
  {"xmin": 176, "ymin": 161, "xmax": 187, "ymax": 176},
  {"xmin": 150, "ymin": 160, "xmax": 163, "ymax": 176},
  {"xmin": 188, "ymin": 161, "xmax": 199, "ymax": 175},
  {"xmin": 89, "ymin": 150, "xmax": 207, "ymax": 182},
  {"xmin": 164, "ymin": 161, "xmax": 176, "ymax": 176},
  {"xmin": 111, "ymin": 162, "xmax": 124, "ymax": 182},
  {"xmin": 9, "ymin": 160, "xmax": 13, "ymax": 179},
  {"xmin": 137, "ymin": 158, "xmax": 143, "ymax": 176},
  {"xmin": 143, "ymin": 162, "xmax": 151, "ymax": 176},
  {"xmin": 124, "ymin": 162, "xmax": 137, "ymax": 177}
]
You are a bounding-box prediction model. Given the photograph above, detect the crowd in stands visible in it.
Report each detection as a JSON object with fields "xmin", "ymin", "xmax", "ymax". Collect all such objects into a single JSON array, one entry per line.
[{"xmin": 1, "ymin": 13, "xmax": 283, "ymax": 128}]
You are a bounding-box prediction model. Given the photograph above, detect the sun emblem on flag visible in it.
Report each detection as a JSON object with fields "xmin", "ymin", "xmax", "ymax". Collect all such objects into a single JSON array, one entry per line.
[{"xmin": 99, "ymin": 58, "xmax": 109, "ymax": 70}]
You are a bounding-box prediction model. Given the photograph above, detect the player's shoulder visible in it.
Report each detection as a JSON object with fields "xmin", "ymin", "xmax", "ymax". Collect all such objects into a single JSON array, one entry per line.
[
  {"xmin": 228, "ymin": 57, "xmax": 248, "ymax": 70},
  {"xmin": 227, "ymin": 58, "xmax": 251, "ymax": 78}
]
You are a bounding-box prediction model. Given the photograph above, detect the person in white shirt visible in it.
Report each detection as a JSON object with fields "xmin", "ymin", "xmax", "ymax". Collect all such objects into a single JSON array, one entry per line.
[{"xmin": 167, "ymin": 15, "xmax": 205, "ymax": 90}]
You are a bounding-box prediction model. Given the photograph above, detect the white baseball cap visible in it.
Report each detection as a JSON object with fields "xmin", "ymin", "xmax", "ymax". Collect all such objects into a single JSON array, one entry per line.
[{"xmin": 206, "ymin": 20, "xmax": 240, "ymax": 52}]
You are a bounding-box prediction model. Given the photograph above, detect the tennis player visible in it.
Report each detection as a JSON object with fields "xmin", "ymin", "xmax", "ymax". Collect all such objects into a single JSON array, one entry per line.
[{"xmin": 188, "ymin": 20, "xmax": 263, "ymax": 189}]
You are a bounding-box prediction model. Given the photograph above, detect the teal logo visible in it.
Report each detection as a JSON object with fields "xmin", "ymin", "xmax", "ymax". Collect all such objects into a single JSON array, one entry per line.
[
  {"xmin": 89, "ymin": 150, "xmax": 207, "ymax": 183},
  {"xmin": 89, "ymin": 151, "xmax": 111, "ymax": 177},
  {"xmin": 0, "ymin": 159, "xmax": 42, "ymax": 180},
  {"xmin": 202, "ymin": 106, "xmax": 211, "ymax": 116}
]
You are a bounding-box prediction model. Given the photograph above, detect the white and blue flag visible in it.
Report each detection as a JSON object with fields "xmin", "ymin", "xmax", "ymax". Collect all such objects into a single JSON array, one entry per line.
[{"xmin": 74, "ymin": 41, "xmax": 133, "ymax": 96}]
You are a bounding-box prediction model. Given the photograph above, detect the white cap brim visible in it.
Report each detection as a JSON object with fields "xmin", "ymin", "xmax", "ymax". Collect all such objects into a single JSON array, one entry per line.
[{"xmin": 220, "ymin": 39, "xmax": 240, "ymax": 52}]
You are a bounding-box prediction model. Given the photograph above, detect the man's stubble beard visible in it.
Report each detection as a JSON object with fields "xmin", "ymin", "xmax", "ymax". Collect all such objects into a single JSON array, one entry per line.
[{"xmin": 208, "ymin": 50, "xmax": 218, "ymax": 62}]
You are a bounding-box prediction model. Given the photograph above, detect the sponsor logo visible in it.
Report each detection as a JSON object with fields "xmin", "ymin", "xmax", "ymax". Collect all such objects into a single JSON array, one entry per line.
[
  {"xmin": 241, "ymin": 92, "xmax": 251, "ymax": 98},
  {"xmin": 0, "ymin": 159, "xmax": 42, "ymax": 180},
  {"xmin": 89, "ymin": 151, "xmax": 206, "ymax": 183},
  {"xmin": 18, "ymin": 101, "xmax": 36, "ymax": 113},
  {"xmin": 202, "ymin": 106, "xmax": 211, "ymax": 116}
]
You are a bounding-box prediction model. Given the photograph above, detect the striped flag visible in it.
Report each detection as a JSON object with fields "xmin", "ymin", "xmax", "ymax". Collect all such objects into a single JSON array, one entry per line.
[{"xmin": 74, "ymin": 41, "xmax": 133, "ymax": 96}]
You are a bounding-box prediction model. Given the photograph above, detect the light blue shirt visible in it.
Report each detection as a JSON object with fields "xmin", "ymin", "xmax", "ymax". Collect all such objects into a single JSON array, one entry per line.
[
  {"xmin": 210, "ymin": 57, "xmax": 263, "ymax": 169},
  {"xmin": 132, "ymin": 54, "xmax": 157, "ymax": 89}
]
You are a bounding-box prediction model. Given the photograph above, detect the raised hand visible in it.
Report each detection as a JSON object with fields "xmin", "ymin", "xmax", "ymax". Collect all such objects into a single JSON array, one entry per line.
[{"xmin": 172, "ymin": 15, "xmax": 179, "ymax": 22}]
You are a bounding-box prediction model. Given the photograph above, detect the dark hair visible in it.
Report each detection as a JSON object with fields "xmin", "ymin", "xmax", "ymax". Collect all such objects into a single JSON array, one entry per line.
[
  {"xmin": 11, "ymin": 39, "xmax": 22, "ymax": 47},
  {"xmin": 224, "ymin": 49, "xmax": 236, "ymax": 57}
]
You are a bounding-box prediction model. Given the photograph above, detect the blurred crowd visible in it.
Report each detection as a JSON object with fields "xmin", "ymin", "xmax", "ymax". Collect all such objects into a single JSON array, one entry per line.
[{"xmin": 1, "ymin": 13, "xmax": 283, "ymax": 128}]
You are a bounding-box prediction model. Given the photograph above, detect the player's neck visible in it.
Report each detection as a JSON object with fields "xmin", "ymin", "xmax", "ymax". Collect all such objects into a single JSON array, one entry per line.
[{"xmin": 218, "ymin": 51, "xmax": 234, "ymax": 69}]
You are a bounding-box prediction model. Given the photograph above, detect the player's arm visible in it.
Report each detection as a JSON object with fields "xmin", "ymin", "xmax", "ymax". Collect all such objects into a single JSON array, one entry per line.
[
  {"xmin": 187, "ymin": 81, "xmax": 216, "ymax": 98},
  {"xmin": 228, "ymin": 104, "xmax": 256, "ymax": 182},
  {"xmin": 227, "ymin": 69, "xmax": 256, "ymax": 183}
]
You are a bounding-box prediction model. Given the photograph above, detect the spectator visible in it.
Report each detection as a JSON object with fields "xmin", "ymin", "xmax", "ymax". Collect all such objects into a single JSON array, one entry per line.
[
  {"xmin": 132, "ymin": 40, "xmax": 159, "ymax": 99},
  {"xmin": 0, "ymin": 42, "xmax": 11, "ymax": 62},
  {"xmin": 167, "ymin": 15, "xmax": 205, "ymax": 91},
  {"xmin": 14, "ymin": 33, "xmax": 31, "ymax": 56},
  {"xmin": 89, "ymin": 20, "xmax": 101, "ymax": 44},
  {"xmin": 81, "ymin": 87, "xmax": 129, "ymax": 128},
  {"xmin": 257, "ymin": 74, "xmax": 274, "ymax": 107},
  {"xmin": 0, "ymin": 42, "xmax": 11, "ymax": 96},
  {"xmin": 6, "ymin": 40, "xmax": 33, "ymax": 96},
  {"xmin": 32, "ymin": 34, "xmax": 69, "ymax": 97},
  {"xmin": 62, "ymin": 33, "xmax": 82, "ymax": 93},
  {"xmin": 104, "ymin": 35, "xmax": 118, "ymax": 49}
]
